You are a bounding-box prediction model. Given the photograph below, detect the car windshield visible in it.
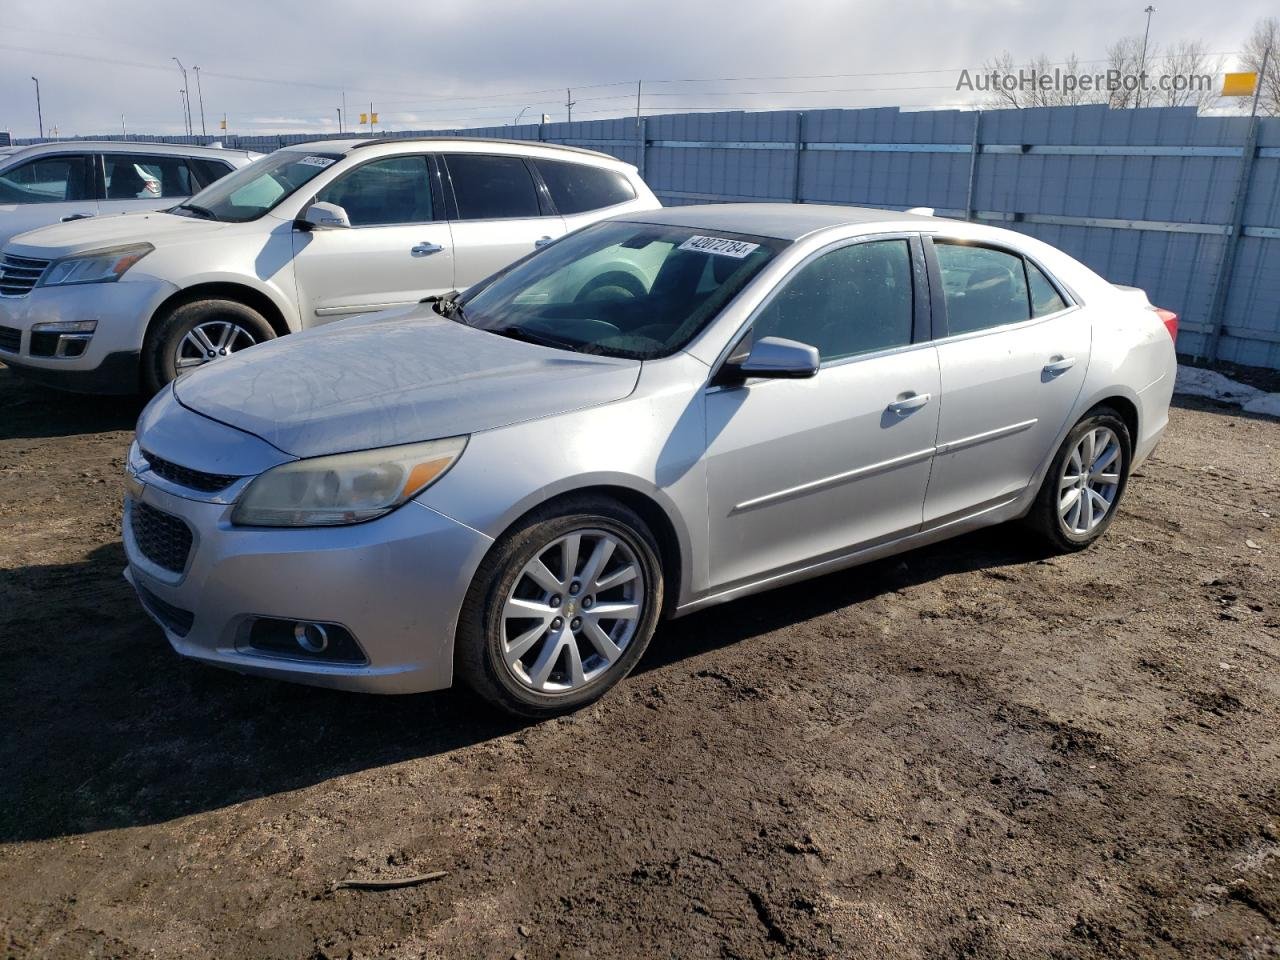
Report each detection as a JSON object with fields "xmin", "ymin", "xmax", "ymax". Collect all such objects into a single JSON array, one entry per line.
[
  {"xmin": 171, "ymin": 150, "xmax": 342, "ymax": 223},
  {"xmin": 460, "ymin": 221, "xmax": 782, "ymax": 360}
]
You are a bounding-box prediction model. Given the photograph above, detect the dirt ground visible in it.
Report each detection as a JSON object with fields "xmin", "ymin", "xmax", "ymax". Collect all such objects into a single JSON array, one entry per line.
[{"xmin": 0, "ymin": 364, "xmax": 1277, "ymax": 960}]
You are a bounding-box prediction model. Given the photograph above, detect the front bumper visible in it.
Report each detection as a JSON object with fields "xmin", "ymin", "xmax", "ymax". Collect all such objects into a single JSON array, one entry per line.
[
  {"xmin": 0, "ymin": 276, "xmax": 178, "ymax": 393},
  {"xmin": 122, "ymin": 468, "xmax": 494, "ymax": 694}
]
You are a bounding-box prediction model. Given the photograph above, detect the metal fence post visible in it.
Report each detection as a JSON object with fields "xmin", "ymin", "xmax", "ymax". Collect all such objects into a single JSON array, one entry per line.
[
  {"xmin": 1201, "ymin": 117, "xmax": 1260, "ymax": 362},
  {"xmin": 637, "ymin": 118, "xmax": 647, "ymax": 181},
  {"xmin": 964, "ymin": 110, "xmax": 982, "ymax": 221},
  {"xmin": 792, "ymin": 112, "xmax": 805, "ymax": 204}
]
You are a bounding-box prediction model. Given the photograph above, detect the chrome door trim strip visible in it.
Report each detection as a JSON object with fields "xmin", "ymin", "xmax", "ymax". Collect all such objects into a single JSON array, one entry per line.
[
  {"xmin": 936, "ymin": 418, "xmax": 1038, "ymax": 455},
  {"xmin": 730, "ymin": 445, "xmax": 937, "ymax": 515}
]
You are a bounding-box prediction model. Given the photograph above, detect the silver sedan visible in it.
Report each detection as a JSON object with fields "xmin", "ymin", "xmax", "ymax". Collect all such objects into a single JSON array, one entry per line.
[{"xmin": 122, "ymin": 204, "xmax": 1177, "ymax": 716}]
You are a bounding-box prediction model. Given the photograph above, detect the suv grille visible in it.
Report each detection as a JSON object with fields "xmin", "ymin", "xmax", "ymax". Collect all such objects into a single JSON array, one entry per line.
[
  {"xmin": 0, "ymin": 325, "xmax": 19, "ymax": 353},
  {"xmin": 0, "ymin": 254, "xmax": 51, "ymax": 297},
  {"xmin": 142, "ymin": 450, "xmax": 240, "ymax": 493},
  {"xmin": 130, "ymin": 501, "xmax": 194, "ymax": 574}
]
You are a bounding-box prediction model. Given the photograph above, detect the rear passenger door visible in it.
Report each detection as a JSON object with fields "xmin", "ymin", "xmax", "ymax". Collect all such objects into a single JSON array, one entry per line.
[
  {"xmin": 441, "ymin": 153, "xmax": 566, "ymax": 287},
  {"xmin": 101, "ymin": 153, "xmax": 200, "ymax": 214},
  {"xmin": 290, "ymin": 153, "xmax": 455, "ymax": 326},
  {"xmin": 922, "ymin": 238, "xmax": 1090, "ymax": 526}
]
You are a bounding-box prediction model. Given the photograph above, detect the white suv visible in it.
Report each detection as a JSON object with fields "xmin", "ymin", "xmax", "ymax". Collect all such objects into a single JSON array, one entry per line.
[
  {"xmin": 0, "ymin": 137, "xmax": 659, "ymax": 393},
  {"xmin": 0, "ymin": 141, "xmax": 258, "ymax": 249}
]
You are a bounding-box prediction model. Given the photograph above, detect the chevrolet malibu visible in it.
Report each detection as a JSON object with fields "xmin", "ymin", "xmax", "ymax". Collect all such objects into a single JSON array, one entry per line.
[{"xmin": 123, "ymin": 204, "xmax": 1177, "ymax": 716}]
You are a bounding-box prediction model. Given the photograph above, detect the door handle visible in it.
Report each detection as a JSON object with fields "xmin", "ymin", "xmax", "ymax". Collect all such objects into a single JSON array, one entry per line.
[
  {"xmin": 887, "ymin": 392, "xmax": 931, "ymax": 415},
  {"xmin": 534, "ymin": 235, "xmax": 555, "ymax": 248},
  {"xmin": 1043, "ymin": 356, "xmax": 1076, "ymax": 375},
  {"xmin": 61, "ymin": 213, "xmax": 94, "ymax": 222},
  {"xmin": 411, "ymin": 242, "xmax": 444, "ymax": 257}
]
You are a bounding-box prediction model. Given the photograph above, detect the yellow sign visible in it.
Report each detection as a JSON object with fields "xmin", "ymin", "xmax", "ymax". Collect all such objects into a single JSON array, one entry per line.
[
  {"xmin": 1222, "ymin": 72, "xmax": 1258, "ymax": 97},
  {"xmin": 359, "ymin": 112, "xmax": 368, "ymax": 124},
  {"xmin": 370, "ymin": 113, "xmax": 379, "ymax": 124},
  {"xmin": 219, "ymin": 118, "xmax": 227, "ymax": 130}
]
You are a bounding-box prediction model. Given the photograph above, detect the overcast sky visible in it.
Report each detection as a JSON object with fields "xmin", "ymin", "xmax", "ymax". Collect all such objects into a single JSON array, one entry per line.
[{"xmin": 0, "ymin": 0, "xmax": 1269, "ymax": 139}]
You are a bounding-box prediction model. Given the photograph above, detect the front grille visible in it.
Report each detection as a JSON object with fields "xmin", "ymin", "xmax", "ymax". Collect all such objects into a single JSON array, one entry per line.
[
  {"xmin": 142, "ymin": 450, "xmax": 240, "ymax": 493},
  {"xmin": 135, "ymin": 583, "xmax": 194, "ymax": 637},
  {"xmin": 0, "ymin": 254, "xmax": 51, "ymax": 298},
  {"xmin": 130, "ymin": 501, "xmax": 194, "ymax": 575},
  {"xmin": 0, "ymin": 325, "xmax": 19, "ymax": 353}
]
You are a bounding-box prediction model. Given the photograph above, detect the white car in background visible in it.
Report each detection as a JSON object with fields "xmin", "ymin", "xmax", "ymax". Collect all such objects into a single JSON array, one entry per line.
[
  {"xmin": 0, "ymin": 141, "xmax": 258, "ymax": 249},
  {"xmin": 0, "ymin": 137, "xmax": 660, "ymax": 393}
]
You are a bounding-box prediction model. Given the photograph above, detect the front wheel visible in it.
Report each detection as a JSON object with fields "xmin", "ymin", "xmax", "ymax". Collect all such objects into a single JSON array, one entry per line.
[
  {"xmin": 1026, "ymin": 407, "xmax": 1132, "ymax": 552},
  {"xmin": 455, "ymin": 497, "xmax": 664, "ymax": 717},
  {"xmin": 142, "ymin": 298, "xmax": 276, "ymax": 393}
]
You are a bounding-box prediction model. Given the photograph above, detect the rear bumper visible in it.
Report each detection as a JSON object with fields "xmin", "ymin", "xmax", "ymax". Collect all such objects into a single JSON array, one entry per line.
[{"xmin": 122, "ymin": 470, "xmax": 494, "ymax": 695}]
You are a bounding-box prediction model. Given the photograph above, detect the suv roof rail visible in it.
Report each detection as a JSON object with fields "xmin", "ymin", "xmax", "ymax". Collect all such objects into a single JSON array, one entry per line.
[{"xmin": 348, "ymin": 136, "xmax": 618, "ymax": 162}]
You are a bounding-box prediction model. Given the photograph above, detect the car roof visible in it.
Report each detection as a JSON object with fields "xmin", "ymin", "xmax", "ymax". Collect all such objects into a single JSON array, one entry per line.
[
  {"xmin": 623, "ymin": 203, "xmax": 949, "ymax": 241},
  {"xmin": 281, "ymin": 136, "xmax": 625, "ymax": 165},
  {"xmin": 0, "ymin": 141, "xmax": 257, "ymax": 161}
]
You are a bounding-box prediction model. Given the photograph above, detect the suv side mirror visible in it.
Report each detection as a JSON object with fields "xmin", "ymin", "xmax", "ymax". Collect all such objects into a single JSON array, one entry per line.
[
  {"xmin": 300, "ymin": 201, "xmax": 351, "ymax": 230},
  {"xmin": 721, "ymin": 336, "xmax": 820, "ymax": 383}
]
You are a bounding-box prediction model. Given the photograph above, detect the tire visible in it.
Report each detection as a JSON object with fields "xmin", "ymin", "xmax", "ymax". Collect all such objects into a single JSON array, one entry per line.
[
  {"xmin": 455, "ymin": 496, "xmax": 664, "ymax": 717},
  {"xmin": 1026, "ymin": 406, "xmax": 1132, "ymax": 552},
  {"xmin": 142, "ymin": 298, "xmax": 276, "ymax": 394}
]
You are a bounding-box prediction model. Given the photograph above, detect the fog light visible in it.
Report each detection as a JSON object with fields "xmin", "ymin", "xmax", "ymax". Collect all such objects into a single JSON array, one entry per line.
[{"xmin": 293, "ymin": 621, "xmax": 329, "ymax": 653}]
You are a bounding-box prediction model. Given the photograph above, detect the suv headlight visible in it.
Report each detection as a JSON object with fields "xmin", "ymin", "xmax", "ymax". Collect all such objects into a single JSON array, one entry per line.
[
  {"xmin": 231, "ymin": 436, "xmax": 468, "ymax": 527},
  {"xmin": 39, "ymin": 243, "xmax": 154, "ymax": 287}
]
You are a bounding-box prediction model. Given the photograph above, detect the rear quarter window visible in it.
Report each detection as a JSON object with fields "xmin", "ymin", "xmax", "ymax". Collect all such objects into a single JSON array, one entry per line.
[
  {"xmin": 187, "ymin": 157, "xmax": 237, "ymax": 189},
  {"xmin": 533, "ymin": 159, "xmax": 635, "ymax": 214}
]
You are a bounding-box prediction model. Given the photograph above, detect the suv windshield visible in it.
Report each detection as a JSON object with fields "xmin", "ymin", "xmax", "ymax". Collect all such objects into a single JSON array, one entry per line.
[
  {"xmin": 172, "ymin": 150, "xmax": 343, "ymax": 223},
  {"xmin": 460, "ymin": 221, "xmax": 782, "ymax": 360}
]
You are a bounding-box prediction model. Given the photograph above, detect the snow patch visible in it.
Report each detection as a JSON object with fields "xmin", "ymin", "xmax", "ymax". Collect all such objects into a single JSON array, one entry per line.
[{"xmin": 1175, "ymin": 365, "xmax": 1280, "ymax": 418}]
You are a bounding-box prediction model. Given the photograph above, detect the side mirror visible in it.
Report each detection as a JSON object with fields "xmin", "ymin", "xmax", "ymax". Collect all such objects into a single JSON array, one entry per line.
[
  {"xmin": 724, "ymin": 336, "xmax": 820, "ymax": 382},
  {"xmin": 300, "ymin": 201, "xmax": 351, "ymax": 230}
]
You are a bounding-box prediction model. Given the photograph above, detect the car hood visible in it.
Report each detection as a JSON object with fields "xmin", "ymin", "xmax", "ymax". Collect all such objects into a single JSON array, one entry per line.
[
  {"xmin": 4, "ymin": 211, "xmax": 229, "ymax": 257},
  {"xmin": 173, "ymin": 306, "xmax": 643, "ymax": 459}
]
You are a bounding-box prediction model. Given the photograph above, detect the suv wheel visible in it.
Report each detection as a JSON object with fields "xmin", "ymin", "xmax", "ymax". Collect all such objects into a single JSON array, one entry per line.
[
  {"xmin": 143, "ymin": 298, "xmax": 275, "ymax": 393},
  {"xmin": 456, "ymin": 496, "xmax": 664, "ymax": 717}
]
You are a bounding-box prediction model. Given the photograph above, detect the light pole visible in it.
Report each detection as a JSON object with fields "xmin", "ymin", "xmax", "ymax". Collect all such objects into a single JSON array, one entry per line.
[
  {"xmin": 31, "ymin": 76, "xmax": 44, "ymax": 139},
  {"xmin": 513, "ymin": 106, "xmax": 529, "ymax": 126},
  {"xmin": 192, "ymin": 65, "xmax": 207, "ymax": 137},
  {"xmin": 1139, "ymin": 5, "xmax": 1157, "ymax": 108},
  {"xmin": 172, "ymin": 57, "xmax": 192, "ymax": 134},
  {"xmin": 336, "ymin": 107, "xmax": 343, "ymax": 133},
  {"xmin": 179, "ymin": 90, "xmax": 189, "ymax": 134}
]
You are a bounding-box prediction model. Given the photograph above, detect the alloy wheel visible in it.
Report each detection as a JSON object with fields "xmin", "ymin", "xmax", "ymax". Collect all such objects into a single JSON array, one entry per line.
[
  {"xmin": 501, "ymin": 529, "xmax": 645, "ymax": 693},
  {"xmin": 1058, "ymin": 426, "xmax": 1122, "ymax": 536},
  {"xmin": 175, "ymin": 320, "xmax": 258, "ymax": 371}
]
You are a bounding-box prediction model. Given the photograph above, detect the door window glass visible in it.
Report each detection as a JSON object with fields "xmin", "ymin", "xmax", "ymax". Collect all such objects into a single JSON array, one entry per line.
[
  {"xmin": 0, "ymin": 156, "xmax": 91, "ymax": 203},
  {"xmin": 445, "ymin": 154, "xmax": 542, "ymax": 220},
  {"xmin": 752, "ymin": 240, "xmax": 914, "ymax": 362},
  {"xmin": 315, "ymin": 155, "xmax": 433, "ymax": 226},
  {"xmin": 935, "ymin": 242, "xmax": 1031, "ymax": 334},
  {"xmin": 104, "ymin": 154, "xmax": 193, "ymax": 200}
]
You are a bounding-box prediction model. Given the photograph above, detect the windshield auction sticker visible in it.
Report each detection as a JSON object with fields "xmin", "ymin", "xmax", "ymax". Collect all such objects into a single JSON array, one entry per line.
[
  {"xmin": 678, "ymin": 235, "xmax": 760, "ymax": 258},
  {"xmin": 298, "ymin": 156, "xmax": 337, "ymax": 167}
]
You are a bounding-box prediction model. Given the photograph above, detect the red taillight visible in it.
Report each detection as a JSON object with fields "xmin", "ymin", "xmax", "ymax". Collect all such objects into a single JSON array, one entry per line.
[{"xmin": 1155, "ymin": 307, "xmax": 1178, "ymax": 342}]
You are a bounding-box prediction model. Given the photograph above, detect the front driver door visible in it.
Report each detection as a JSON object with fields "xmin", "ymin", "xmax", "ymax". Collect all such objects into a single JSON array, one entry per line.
[
  {"xmin": 704, "ymin": 236, "xmax": 941, "ymax": 591},
  {"xmin": 291, "ymin": 154, "xmax": 454, "ymax": 327},
  {"xmin": 0, "ymin": 153, "xmax": 97, "ymax": 247}
]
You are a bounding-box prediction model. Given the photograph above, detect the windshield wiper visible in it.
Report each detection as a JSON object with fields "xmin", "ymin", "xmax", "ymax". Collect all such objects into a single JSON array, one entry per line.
[
  {"xmin": 174, "ymin": 203, "xmax": 217, "ymax": 220},
  {"xmin": 423, "ymin": 289, "xmax": 466, "ymax": 323},
  {"xmin": 488, "ymin": 324, "xmax": 579, "ymax": 351}
]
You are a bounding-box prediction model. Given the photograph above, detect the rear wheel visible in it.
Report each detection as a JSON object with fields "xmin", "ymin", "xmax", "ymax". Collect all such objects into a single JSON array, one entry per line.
[
  {"xmin": 143, "ymin": 298, "xmax": 276, "ymax": 393},
  {"xmin": 1026, "ymin": 407, "xmax": 1131, "ymax": 552},
  {"xmin": 455, "ymin": 497, "xmax": 664, "ymax": 717}
]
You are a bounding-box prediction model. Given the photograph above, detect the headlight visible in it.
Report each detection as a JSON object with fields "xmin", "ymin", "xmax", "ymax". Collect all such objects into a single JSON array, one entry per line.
[
  {"xmin": 39, "ymin": 243, "xmax": 154, "ymax": 287},
  {"xmin": 230, "ymin": 436, "xmax": 468, "ymax": 527}
]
